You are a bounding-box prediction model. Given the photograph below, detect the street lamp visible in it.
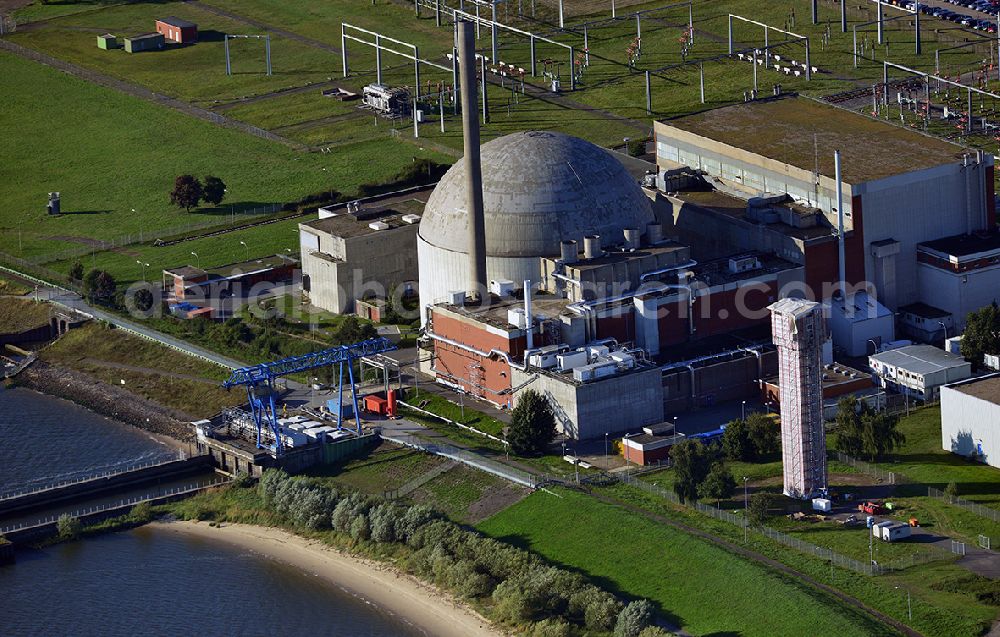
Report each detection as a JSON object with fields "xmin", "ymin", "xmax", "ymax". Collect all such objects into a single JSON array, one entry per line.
[
  {"xmin": 604, "ymin": 432, "xmax": 609, "ymax": 470},
  {"xmin": 136, "ymin": 260, "xmax": 149, "ymax": 281},
  {"xmin": 566, "ymin": 446, "xmax": 580, "ymax": 484},
  {"xmin": 742, "ymin": 400, "xmax": 747, "ymax": 421},
  {"xmin": 190, "ymin": 251, "xmax": 200, "ymax": 268},
  {"xmin": 868, "ymin": 338, "xmax": 879, "ymax": 355},
  {"xmin": 743, "ymin": 476, "xmax": 749, "ymax": 543},
  {"xmin": 240, "ymin": 240, "xmax": 249, "ymax": 262},
  {"xmin": 937, "ymin": 320, "xmax": 948, "ymax": 341}
]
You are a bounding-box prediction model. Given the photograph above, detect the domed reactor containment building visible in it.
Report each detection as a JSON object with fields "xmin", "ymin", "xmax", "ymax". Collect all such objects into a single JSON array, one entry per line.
[{"xmin": 416, "ymin": 131, "xmax": 656, "ymax": 318}]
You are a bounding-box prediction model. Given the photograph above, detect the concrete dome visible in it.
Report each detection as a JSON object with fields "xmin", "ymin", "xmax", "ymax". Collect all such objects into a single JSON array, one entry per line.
[
  {"xmin": 417, "ymin": 131, "xmax": 655, "ymax": 319},
  {"xmin": 418, "ymin": 130, "xmax": 654, "ymax": 257}
]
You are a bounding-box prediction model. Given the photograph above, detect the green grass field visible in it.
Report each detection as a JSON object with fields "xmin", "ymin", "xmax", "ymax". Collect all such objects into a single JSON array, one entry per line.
[
  {"xmin": 478, "ymin": 487, "xmax": 891, "ymax": 637},
  {"xmin": 0, "ymin": 50, "xmax": 449, "ymax": 266},
  {"xmin": 306, "ymin": 441, "xmax": 447, "ymax": 495},
  {"xmin": 0, "ymin": 297, "xmax": 51, "ymax": 332}
]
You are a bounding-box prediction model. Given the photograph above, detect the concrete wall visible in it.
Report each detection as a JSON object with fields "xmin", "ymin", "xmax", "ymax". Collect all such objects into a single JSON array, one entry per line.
[
  {"xmin": 917, "ymin": 262, "xmax": 1000, "ymax": 331},
  {"xmin": 662, "ymin": 350, "xmax": 776, "ymax": 413},
  {"xmin": 512, "ymin": 366, "xmax": 664, "ymax": 440},
  {"xmin": 941, "ymin": 383, "xmax": 1000, "ymax": 467},
  {"xmin": 858, "ymin": 160, "xmax": 992, "ymax": 308},
  {"xmin": 0, "ymin": 456, "xmax": 212, "ymax": 518}
]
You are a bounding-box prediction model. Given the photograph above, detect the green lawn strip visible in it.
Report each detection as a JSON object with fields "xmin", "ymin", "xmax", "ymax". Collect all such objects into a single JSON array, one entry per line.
[
  {"xmin": 404, "ymin": 392, "xmax": 506, "ymax": 436},
  {"xmin": 8, "ymin": 2, "xmax": 335, "ymax": 104},
  {"xmin": 0, "ymin": 51, "xmax": 446, "ymax": 263},
  {"xmin": 39, "ymin": 322, "xmax": 241, "ymax": 417},
  {"xmin": 0, "ymin": 275, "xmax": 32, "ymax": 296},
  {"xmin": 478, "ymin": 486, "xmax": 890, "ymax": 637},
  {"xmin": 595, "ymin": 482, "xmax": 997, "ymax": 637},
  {"xmin": 223, "ymin": 90, "xmax": 358, "ymax": 130}
]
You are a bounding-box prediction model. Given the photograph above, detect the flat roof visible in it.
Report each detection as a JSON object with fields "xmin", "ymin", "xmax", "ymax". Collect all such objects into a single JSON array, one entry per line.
[
  {"xmin": 662, "ymin": 96, "xmax": 966, "ymax": 183},
  {"xmin": 899, "ymin": 301, "xmax": 951, "ymax": 319},
  {"xmin": 830, "ymin": 291, "xmax": 892, "ymax": 323},
  {"xmin": 302, "ymin": 199, "xmax": 425, "ymax": 239},
  {"xmin": 919, "ymin": 232, "xmax": 1000, "ymax": 258},
  {"xmin": 950, "ymin": 374, "xmax": 1000, "ymax": 406},
  {"xmin": 158, "ymin": 16, "xmax": 197, "ymax": 28},
  {"xmin": 870, "ymin": 345, "xmax": 968, "ymax": 375},
  {"xmin": 564, "ymin": 242, "xmax": 689, "ymax": 272},
  {"xmin": 127, "ymin": 32, "xmax": 163, "ymax": 41},
  {"xmin": 674, "ymin": 189, "xmax": 836, "ymax": 241},
  {"xmin": 164, "ymin": 255, "xmax": 296, "ymax": 280},
  {"xmin": 436, "ymin": 293, "xmax": 571, "ymax": 331}
]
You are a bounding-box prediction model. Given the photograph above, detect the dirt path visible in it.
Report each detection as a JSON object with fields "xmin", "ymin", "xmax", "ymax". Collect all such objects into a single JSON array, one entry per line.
[
  {"xmin": 593, "ymin": 490, "xmax": 923, "ymax": 637},
  {"xmin": 0, "ymin": 39, "xmax": 309, "ymax": 151}
]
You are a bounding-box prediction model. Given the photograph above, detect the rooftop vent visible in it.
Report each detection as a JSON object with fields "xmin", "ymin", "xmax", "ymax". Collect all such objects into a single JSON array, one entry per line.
[
  {"xmin": 401, "ymin": 213, "xmax": 422, "ymax": 224},
  {"xmin": 368, "ymin": 221, "xmax": 390, "ymax": 231}
]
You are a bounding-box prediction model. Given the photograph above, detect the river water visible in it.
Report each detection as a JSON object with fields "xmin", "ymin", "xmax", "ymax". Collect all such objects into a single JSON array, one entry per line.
[{"xmin": 0, "ymin": 388, "xmax": 421, "ymax": 636}]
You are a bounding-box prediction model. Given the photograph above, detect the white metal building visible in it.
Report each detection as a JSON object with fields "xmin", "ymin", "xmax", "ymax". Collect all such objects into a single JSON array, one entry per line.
[
  {"xmin": 770, "ymin": 297, "xmax": 828, "ymax": 499},
  {"xmin": 868, "ymin": 344, "xmax": 972, "ymax": 402},
  {"xmin": 827, "ymin": 291, "xmax": 894, "ymax": 356},
  {"xmin": 941, "ymin": 374, "xmax": 1000, "ymax": 467}
]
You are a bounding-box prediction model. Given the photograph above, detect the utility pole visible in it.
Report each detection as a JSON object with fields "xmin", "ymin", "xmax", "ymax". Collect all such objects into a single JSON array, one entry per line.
[{"xmin": 743, "ymin": 476, "xmax": 749, "ymax": 543}]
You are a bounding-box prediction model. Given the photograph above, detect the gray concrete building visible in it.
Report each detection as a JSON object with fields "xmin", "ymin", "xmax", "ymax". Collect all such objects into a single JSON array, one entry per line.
[
  {"xmin": 299, "ymin": 199, "xmax": 424, "ymax": 314},
  {"xmin": 941, "ymin": 374, "xmax": 1000, "ymax": 466},
  {"xmin": 917, "ymin": 233, "xmax": 1000, "ymax": 332},
  {"xmin": 653, "ymin": 96, "xmax": 995, "ymax": 312}
]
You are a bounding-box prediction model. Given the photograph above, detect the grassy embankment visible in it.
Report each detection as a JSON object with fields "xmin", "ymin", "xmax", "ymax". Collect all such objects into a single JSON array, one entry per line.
[
  {"xmin": 0, "ymin": 275, "xmax": 31, "ymax": 296},
  {"xmin": 0, "ymin": 297, "xmax": 51, "ymax": 333},
  {"xmin": 478, "ymin": 486, "xmax": 893, "ymax": 637},
  {"xmin": 38, "ymin": 322, "xmax": 241, "ymax": 418}
]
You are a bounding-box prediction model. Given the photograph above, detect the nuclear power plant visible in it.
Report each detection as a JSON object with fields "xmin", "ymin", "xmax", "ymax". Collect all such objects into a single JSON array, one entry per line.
[{"xmin": 293, "ymin": 19, "xmax": 1000, "ymax": 445}]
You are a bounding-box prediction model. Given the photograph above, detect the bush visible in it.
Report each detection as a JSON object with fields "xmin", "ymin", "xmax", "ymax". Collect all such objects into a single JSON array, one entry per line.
[
  {"xmin": 946, "ymin": 481, "xmax": 961, "ymax": 498},
  {"xmin": 626, "ymin": 138, "xmax": 647, "ymax": 157},
  {"xmin": 527, "ymin": 618, "xmax": 574, "ymax": 637},
  {"xmin": 349, "ymin": 513, "xmax": 371, "ymax": 541},
  {"xmin": 57, "ymin": 514, "xmax": 82, "ymax": 540},
  {"xmin": 232, "ymin": 471, "xmax": 254, "ymax": 488},
  {"xmin": 130, "ymin": 501, "xmax": 153, "ymax": 523},
  {"xmin": 615, "ymin": 599, "xmax": 656, "ymax": 637},
  {"xmin": 638, "ymin": 627, "xmax": 674, "ymax": 637},
  {"xmin": 257, "ymin": 469, "xmax": 289, "ymax": 505},
  {"xmin": 569, "ymin": 587, "xmax": 623, "ymax": 631}
]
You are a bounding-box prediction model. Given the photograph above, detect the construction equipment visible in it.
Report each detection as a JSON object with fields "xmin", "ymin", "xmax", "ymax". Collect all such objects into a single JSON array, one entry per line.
[
  {"xmin": 222, "ymin": 337, "xmax": 397, "ymax": 454},
  {"xmin": 858, "ymin": 501, "xmax": 885, "ymax": 515}
]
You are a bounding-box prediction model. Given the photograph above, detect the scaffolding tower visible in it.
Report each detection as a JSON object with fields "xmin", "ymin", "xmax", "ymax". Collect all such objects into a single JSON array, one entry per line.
[{"xmin": 769, "ymin": 298, "xmax": 828, "ymax": 499}]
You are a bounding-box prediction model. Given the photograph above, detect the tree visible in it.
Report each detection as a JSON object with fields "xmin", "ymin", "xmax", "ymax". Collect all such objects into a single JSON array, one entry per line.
[
  {"xmin": 834, "ymin": 397, "xmax": 904, "ymax": 461},
  {"xmin": 746, "ymin": 412, "xmax": 779, "ymax": 458},
  {"xmin": 946, "ymin": 481, "xmax": 961, "ymax": 498},
  {"xmin": 669, "ymin": 439, "xmax": 712, "ymax": 503},
  {"xmin": 507, "ymin": 389, "xmax": 556, "ymax": 456},
  {"xmin": 68, "ymin": 261, "xmax": 84, "ymax": 281},
  {"xmin": 699, "ymin": 462, "xmax": 736, "ymax": 505},
  {"xmin": 722, "ymin": 417, "xmax": 754, "ymax": 461},
  {"xmin": 82, "ymin": 269, "xmax": 116, "ymax": 302},
  {"xmin": 746, "ymin": 492, "xmax": 774, "ymax": 527},
  {"xmin": 833, "ymin": 396, "xmax": 864, "ymax": 458},
  {"xmin": 332, "ymin": 315, "xmax": 377, "ymax": 345},
  {"xmin": 170, "ymin": 174, "xmax": 203, "ymax": 212},
  {"xmin": 961, "ymin": 302, "xmax": 1000, "ymax": 370},
  {"xmin": 132, "ymin": 288, "xmax": 154, "ymax": 313},
  {"xmin": 202, "ymin": 175, "xmax": 227, "ymax": 206},
  {"xmin": 614, "ymin": 599, "xmax": 655, "ymax": 637}
]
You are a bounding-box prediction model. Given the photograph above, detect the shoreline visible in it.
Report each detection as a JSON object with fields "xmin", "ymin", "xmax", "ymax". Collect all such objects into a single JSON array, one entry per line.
[{"xmin": 151, "ymin": 520, "xmax": 503, "ymax": 637}]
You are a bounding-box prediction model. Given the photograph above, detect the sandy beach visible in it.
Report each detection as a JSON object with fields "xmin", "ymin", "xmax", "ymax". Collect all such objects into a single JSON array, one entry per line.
[{"xmin": 151, "ymin": 520, "xmax": 503, "ymax": 637}]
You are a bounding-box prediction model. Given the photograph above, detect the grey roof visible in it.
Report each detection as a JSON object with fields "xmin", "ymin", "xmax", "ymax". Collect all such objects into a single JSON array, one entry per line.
[
  {"xmin": 769, "ymin": 297, "xmax": 821, "ymax": 318},
  {"xmin": 870, "ymin": 345, "xmax": 968, "ymax": 375},
  {"xmin": 949, "ymin": 374, "xmax": 1000, "ymax": 406},
  {"xmin": 418, "ymin": 131, "xmax": 655, "ymax": 258},
  {"xmin": 829, "ymin": 291, "xmax": 892, "ymax": 324},
  {"xmin": 159, "ymin": 16, "xmax": 197, "ymax": 28}
]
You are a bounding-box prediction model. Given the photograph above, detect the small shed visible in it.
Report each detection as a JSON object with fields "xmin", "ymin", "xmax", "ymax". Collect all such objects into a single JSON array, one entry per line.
[
  {"xmin": 97, "ymin": 34, "xmax": 118, "ymax": 50},
  {"xmin": 155, "ymin": 16, "xmax": 198, "ymax": 44},
  {"xmin": 124, "ymin": 33, "xmax": 165, "ymax": 54}
]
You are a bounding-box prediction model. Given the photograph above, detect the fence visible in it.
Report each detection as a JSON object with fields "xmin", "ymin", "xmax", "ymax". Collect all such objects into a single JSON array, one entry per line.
[
  {"xmin": 618, "ymin": 472, "xmax": 884, "ymax": 575},
  {"xmin": 833, "ymin": 451, "xmax": 902, "ymax": 485},
  {"xmin": 927, "ymin": 486, "xmax": 1000, "ymax": 523},
  {"xmin": 0, "ymin": 476, "xmax": 230, "ymax": 535},
  {"xmin": 381, "ymin": 431, "xmax": 539, "ymax": 488},
  {"xmin": 24, "ymin": 204, "xmax": 284, "ymax": 266},
  {"xmin": 979, "ymin": 534, "xmax": 991, "ymax": 550},
  {"xmin": 0, "ymin": 453, "xmax": 187, "ymax": 501},
  {"xmin": 951, "ymin": 539, "xmax": 967, "ymax": 556}
]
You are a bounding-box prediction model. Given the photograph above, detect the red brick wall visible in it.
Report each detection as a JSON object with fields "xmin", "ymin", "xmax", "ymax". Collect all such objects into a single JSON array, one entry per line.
[
  {"xmin": 431, "ymin": 311, "xmax": 516, "ymax": 405},
  {"xmin": 803, "ymin": 196, "xmax": 866, "ymax": 297}
]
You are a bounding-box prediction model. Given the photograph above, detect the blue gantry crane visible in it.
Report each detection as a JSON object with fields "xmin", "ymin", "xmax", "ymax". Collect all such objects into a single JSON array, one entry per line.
[{"xmin": 222, "ymin": 337, "xmax": 397, "ymax": 454}]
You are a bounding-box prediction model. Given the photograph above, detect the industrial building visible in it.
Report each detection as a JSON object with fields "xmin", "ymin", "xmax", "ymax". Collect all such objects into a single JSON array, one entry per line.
[
  {"xmin": 299, "ymin": 198, "xmax": 424, "ymax": 314},
  {"xmin": 123, "ymin": 33, "xmax": 164, "ymax": 53},
  {"xmin": 155, "ymin": 17, "xmax": 198, "ymax": 44},
  {"xmin": 941, "ymin": 373, "xmax": 1000, "ymax": 466},
  {"xmin": 916, "ymin": 233, "xmax": 1000, "ymax": 332},
  {"xmin": 869, "ymin": 344, "xmax": 973, "ymax": 401},
  {"xmin": 161, "ymin": 254, "xmax": 298, "ymax": 318},
  {"xmin": 96, "ymin": 34, "xmax": 118, "ymax": 50},
  {"xmin": 653, "ymin": 95, "xmax": 998, "ymax": 349},
  {"xmin": 770, "ymin": 298, "xmax": 827, "ymax": 499}
]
